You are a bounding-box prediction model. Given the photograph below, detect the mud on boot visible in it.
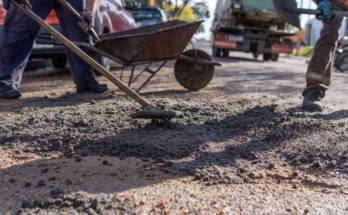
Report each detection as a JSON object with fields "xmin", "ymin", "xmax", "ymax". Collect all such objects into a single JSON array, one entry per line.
[{"xmin": 302, "ymin": 89, "xmax": 324, "ymax": 112}]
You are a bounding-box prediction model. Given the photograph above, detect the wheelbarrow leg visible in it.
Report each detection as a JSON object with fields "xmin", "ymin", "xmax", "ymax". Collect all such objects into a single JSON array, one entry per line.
[
  {"xmin": 132, "ymin": 63, "xmax": 153, "ymax": 84},
  {"xmin": 12, "ymin": 1, "xmax": 178, "ymax": 120},
  {"xmin": 128, "ymin": 66, "xmax": 135, "ymax": 87},
  {"xmin": 120, "ymin": 66, "xmax": 125, "ymax": 81},
  {"xmin": 136, "ymin": 61, "xmax": 167, "ymax": 93}
]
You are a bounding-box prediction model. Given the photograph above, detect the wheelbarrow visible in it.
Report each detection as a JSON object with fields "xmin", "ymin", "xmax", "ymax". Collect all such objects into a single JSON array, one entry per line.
[
  {"xmin": 79, "ymin": 20, "xmax": 219, "ymax": 92},
  {"xmin": 11, "ymin": 0, "xmax": 220, "ymax": 120}
]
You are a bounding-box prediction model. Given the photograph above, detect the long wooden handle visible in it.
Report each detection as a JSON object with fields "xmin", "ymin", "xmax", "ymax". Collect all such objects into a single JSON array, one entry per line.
[{"xmin": 11, "ymin": 1, "xmax": 151, "ymax": 108}]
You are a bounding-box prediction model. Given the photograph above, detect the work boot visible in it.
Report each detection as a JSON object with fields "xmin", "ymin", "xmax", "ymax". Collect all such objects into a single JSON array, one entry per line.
[
  {"xmin": 302, "ymin": 89, "xmax": 324, "ymax": 112},
  {"xmin": 0, "ymin": 82, "xmax": 21, "ymax": 99},
  {"xmin": 76, "ymin": 83, "xmax": 108, "ymax": 94}
]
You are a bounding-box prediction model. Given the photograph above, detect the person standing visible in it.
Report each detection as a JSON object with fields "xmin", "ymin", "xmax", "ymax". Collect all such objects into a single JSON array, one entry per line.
[
  {"xmin": 0, "ymin": 0, "xmax": 108, "ymax": 99},
  {"xmin": 302, "ymin": 0, "xmax": 347, "ymax": 111}
]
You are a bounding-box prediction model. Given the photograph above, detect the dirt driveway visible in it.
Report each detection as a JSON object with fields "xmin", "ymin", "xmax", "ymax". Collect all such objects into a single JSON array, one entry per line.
[{"xmin": 1, "ymin": 43, "xmax": 348, "ymax": 214}]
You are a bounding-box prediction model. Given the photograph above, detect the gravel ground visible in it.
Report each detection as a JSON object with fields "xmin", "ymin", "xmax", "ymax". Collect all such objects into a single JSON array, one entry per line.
[{"xmin": 1, "ymin": 47, "xmax": 348, "ymax": 214}]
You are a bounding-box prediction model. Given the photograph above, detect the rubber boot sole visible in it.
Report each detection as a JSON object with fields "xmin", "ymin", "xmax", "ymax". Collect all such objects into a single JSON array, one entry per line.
[
  {"xmin": 302, "ymin": 101, "xmax": 323, "ymax": 112},
  {"xmin": 0, "ymin": 90, "xmax": 22, "ymax": 99}
]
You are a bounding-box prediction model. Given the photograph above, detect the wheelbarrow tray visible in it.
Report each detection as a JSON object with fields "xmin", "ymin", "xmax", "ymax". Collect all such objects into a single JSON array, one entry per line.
[{"xmin": 94, "ymin": 20, "xmax": 202, "ymax": 65}]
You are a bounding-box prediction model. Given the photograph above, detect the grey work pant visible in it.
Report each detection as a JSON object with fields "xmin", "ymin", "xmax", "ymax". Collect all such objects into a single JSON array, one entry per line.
[{"xmin": 303, "ymin": 2, "xmax": 344, "ymax": 97}]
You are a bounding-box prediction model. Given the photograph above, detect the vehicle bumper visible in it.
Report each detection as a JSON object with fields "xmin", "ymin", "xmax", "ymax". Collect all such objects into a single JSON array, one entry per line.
[
  {"xmin": 0, "ymin": 24, "xmax": 66, "ymax": 60},
  {"xmin": 30, "ymin": 26, "xmax": 66, "ymax": 59},
  {"xmin": 213, "ymin": 33, "xmax": 293, "ymax": 54},
  {"xmin": 30, "ymin": 45, "xmax": 66, "ymax": 59}
]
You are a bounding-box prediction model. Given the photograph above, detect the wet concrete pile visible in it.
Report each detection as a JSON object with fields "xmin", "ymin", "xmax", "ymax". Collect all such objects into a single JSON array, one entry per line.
[
  {"xmin": 1, "ymin": 96, "xmax": 348, "ymax": 214},
  {"xmin": 1, "ymin": 98, "xmax": 347, "ymax": 181}
]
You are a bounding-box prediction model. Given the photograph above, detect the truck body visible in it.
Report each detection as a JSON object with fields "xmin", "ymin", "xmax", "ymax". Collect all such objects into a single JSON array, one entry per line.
[{"xmin": 212, "ymin": 0, "xmax": 295, "ymax": 61}]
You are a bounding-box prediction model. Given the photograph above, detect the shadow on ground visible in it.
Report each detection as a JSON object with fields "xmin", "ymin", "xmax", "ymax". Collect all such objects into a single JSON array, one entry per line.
[{"xmin": 2, "ymin": 104, "xmax": 347, "ymax": 213}]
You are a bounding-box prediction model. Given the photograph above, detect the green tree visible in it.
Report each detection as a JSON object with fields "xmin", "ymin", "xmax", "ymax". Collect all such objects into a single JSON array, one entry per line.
[
  {"xmin": 124, "ymin": 0, "xmax": 209, "ymax": 23},
  {"xmin": 162, "ymin": 0, "xmax": 209, "ymax": 21}
]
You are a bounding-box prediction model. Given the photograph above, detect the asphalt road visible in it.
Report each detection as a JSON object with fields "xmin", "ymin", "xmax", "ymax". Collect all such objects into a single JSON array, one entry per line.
[{"xmin": 1, "ymin": 42, "xmax": 348, "ymax": 214}]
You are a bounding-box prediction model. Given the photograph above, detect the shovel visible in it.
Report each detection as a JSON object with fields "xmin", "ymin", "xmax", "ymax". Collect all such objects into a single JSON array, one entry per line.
[
  {"xmin": 10, "ymin": 0, "xmax": 178, "ymax": 120},
  {"xmin": 273, "ymin": 0, "xmax": 348, "ymax": 28}
]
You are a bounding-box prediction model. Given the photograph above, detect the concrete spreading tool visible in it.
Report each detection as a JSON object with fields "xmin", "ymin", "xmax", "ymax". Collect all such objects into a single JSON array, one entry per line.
[{"xmin": 273, "ymin": 0, "xmax": 348, "ymax": 28}]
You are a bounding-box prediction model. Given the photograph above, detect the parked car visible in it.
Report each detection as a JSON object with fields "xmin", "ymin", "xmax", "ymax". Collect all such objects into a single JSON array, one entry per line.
[
  {"xmin": 334, "ymin": 36, "xmax": 348, "ymax": 72},
  {"xmin": 0, "ymin": 0, "xmax": 136, "ymax": 69},
  {"xmin": 128, "ymin": 7, "xmax": 167, "ymax": 27}
]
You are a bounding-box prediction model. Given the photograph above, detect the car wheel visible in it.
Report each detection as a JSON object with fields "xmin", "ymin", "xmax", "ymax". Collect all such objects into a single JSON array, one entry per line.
[
  {"xmin": 213, "ymin": 47, "xmax": 222, "ymax": 57},
  {"xmin": 334, "ymin": 52, "xmax": 342, "ymax": 70},
  {"xmin": 271, "ymin": 54, "xmax": 279, "ymax": 62},
  {"xmin": 94, "ymin": 54, "xmax": 111, "ymax": 74},
  {"xmin": 263, "ymin": 53, "xmax": 272, "ymax": 61},
  {"xmin": 335, "ymin": 50, "xmax": 348, "ymax": 72},
  {"xmin": 222, "ymin": 50, "xmax": 229, "ymax": 58},
  {"xmin": 52, "ymin": 58, "xmax": 67, "ymax": 69}
]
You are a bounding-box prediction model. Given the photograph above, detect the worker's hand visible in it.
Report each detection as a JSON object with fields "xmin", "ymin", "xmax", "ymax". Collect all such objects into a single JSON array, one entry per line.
[
  {"xmin": 317, "ymin": 0, "xmax": 335, "ymax": 21},
  {"xmin": 1, "ymin": 0, "xmax": 32, "ymax": 10},
  {"xmin": 79, "ymin": 10, "xmax": 95, "ymax": 34}
]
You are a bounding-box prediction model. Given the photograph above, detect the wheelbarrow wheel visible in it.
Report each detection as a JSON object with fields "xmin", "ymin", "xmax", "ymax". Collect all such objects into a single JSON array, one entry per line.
[{"xmin": 175, "ymin": 49, "xmax": 215, "ymax": 91}]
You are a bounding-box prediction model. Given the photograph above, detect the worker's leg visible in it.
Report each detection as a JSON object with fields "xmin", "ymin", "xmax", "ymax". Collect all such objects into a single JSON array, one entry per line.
[
  {"xmin": 54, "ymin": 0, "xmax": 106, "ymax": 91},
  {"xmin": 302, "ymin": 3, "xmax": 344, "ymax": 111},
  {"xmin": 303, "ymin": 12, "xmax": 343, "ymax": 97},
  {"xmin": 0, "ymin": 0, "xmax": 54, "ymax": 91}
]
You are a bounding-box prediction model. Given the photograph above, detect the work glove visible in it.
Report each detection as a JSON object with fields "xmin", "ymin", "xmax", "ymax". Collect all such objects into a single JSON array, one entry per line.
[
  {"xmin": 1, "ymin": 0, "xmax": 32, "ymax": 10},
  {"xmin": 317, "ymin": 0, "xmax": 335, "ymax": 21},
  {"xmin": 79, "ymin": 10, "xmax": 95, "ymax": 34}
]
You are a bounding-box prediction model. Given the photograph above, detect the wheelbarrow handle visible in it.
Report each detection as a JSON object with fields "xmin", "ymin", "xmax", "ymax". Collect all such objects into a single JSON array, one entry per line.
[
  {"xmin": 294, "ymin": 8, "xmax": 348, "ymax": 17},
  {"xmin": 10, "ymin": 0, "xmax": 152, "ymax": 109}
]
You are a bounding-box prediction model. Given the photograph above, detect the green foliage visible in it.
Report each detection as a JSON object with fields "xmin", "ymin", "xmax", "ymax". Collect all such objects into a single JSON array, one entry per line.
[
  {"xmin": 298, "ymin": 46, "xmax": 314, "ymax": 57},
  {"xmin": 163, "ymin": 3, "xmax": 196, "ymax": 21},
  {"xmin": 162, "ymin": 0, "xmax": 209, "ymax": 21},
  {"xmin": 124, "ymin": 0, "xmax": 209, "ymax": 32}
]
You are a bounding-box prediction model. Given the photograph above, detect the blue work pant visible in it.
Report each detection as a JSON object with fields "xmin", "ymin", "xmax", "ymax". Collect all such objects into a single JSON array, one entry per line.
[{"xmin": 0, "ymin": 0, "xmax": 98, "ymax": 89}]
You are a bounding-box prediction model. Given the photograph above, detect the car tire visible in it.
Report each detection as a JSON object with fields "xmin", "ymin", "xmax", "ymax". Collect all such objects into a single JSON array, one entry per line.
[
  {"xmin": 263, "ymin": 53, "xmax": 272, "ymax": 61},
  {"xmin": 271, "ymin": 54, "xmax": 279, "ymax": 62},
  {"xmin": 263, "ymin": 53, "xmax": 279, "ymax": 62},
  {"xmin": 93, "ymin": 54, "xmax": 111, "ymax": 75},
  {"xmin": 52, "ymin": 58, "xmax": 67, "ymax": 69},
  {"xmin": 213, "ymin": 47, "xmax": 222, "ymax": 57},
  {"xmin": 222, "ymin": 50, "xmax": 229, "ymax": 58},
  {"xmin": 335, "ymin": 50, "xmax": 348, "ymax": 72}
]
